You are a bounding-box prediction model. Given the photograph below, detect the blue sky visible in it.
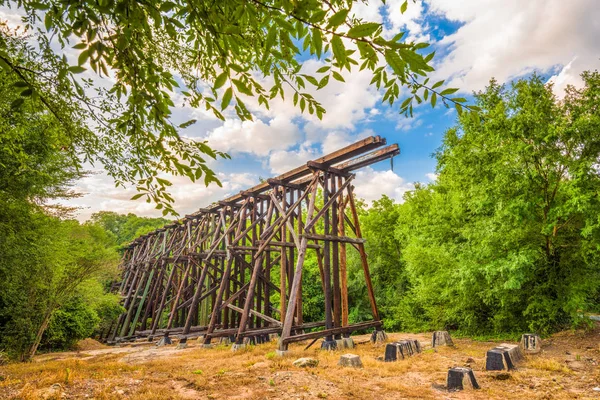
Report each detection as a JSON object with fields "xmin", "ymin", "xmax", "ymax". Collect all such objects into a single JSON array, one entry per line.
[{"xmin": 2, "ymin": 0, "xmax": 598, "ymax": 219}]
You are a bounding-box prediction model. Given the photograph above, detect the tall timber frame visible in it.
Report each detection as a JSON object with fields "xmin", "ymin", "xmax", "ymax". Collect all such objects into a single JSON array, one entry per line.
[{"xmin": 106, "ymin": 136, "xmax": 399, "ymax": 351}]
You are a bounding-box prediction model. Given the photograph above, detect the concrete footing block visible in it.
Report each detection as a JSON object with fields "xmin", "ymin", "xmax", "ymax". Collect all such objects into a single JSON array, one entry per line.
[
  {"xmin": 432, "ymin": 331, "xmax": 454, "ymax": 347},
  {"xmin": 338, "ymin": 353, "xmax": 363, "ymax": 368},
  {"xmin": 219, "ymin": 337, "xmax": 232, "ymax": 345},
  {"xmin": 384, "ymin": 339, "xmax": 422, "ymax": 361},
  {"xmin": 447, "ymin": 367, "xmax": 480, "ymax": 391},
  {"xmin": 342, "ymin": 337, "xmax": 355, "ymax": 349},
  {"xmin": 485, "ymin": 343, "xmax": 523, "ymax": 371},
  {"xmin": 321, "ymin": 339, "xmax": 337, "ymax": 351},
  {"xmin": 177, "ymin": 338, "xmax": 188, "ymax": 349},
  {"xmin": 156, "ymin": 335, "xmax": 172, "ymax": 347},
  {"xmin": 520, "ymin": 333, "xmax": 541, "ymax": 354},
  {"xmin": 275, "ymin": 349, "xmax": 289, "ymax": 357},
  {"xmin": 243, "ymin": 336, "xmax": 256, "ymax": 346},
  {"xmin": 231, "ymin": 343, "xmax": 246, "ymax": 352},
  {"xmin": 370, "ymin": 330, "xmax": 388, "ymax": 344},
  {"xmin": 201, "ymin": 343, "xmax": 214, "ymax": 349}
]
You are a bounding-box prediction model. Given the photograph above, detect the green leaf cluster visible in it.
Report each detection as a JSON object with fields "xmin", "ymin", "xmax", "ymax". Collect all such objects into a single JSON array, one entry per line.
[{"xmin": 1, "ymin": 0, "xmax": 467, "ymax": 214}]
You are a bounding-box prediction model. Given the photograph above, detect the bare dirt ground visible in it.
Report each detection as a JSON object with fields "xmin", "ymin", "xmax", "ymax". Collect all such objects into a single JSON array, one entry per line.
[{"xmin": 1, "ymin": 323, "xmax": 599, "ymax": 400}]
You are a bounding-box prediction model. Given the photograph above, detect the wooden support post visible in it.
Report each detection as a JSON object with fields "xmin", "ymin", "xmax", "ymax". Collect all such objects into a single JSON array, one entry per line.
[
  {"xmin": 347, "ymin": 186, "xmax": 380, "ymax": 322},
  {"xmin": 279, "ymin": 177, "xmax": 318, "ymax": 350}
]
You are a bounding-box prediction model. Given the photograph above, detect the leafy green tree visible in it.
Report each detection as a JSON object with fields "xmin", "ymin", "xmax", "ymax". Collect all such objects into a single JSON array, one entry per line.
[
  {"xmin": 396, "ymin": 73, "xmax": 600, "ymax": 335},
  {"xmin": 90, "ymin": 211, "xmax": 168, "ymax": 247},
  {"xmin": 0, "ymin": 62, "xmax": 120, "ymax": 360},
  {"xmin": 0, "ymin": 1, "xmax": 469, "ymax": 214},
  {"xmin": 352, "ymin": 195, "xmax": 408, "ymax": 330}
]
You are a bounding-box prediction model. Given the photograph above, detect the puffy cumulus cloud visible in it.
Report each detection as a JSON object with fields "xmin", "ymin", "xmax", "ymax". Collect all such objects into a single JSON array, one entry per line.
[
  {"xmin": 268, "ymin": 143, "xmax": 320, "ymax": 174},
  {"xmin": 60, "ymin": 168, "xmax": 258, "ymax": 221},
  {"xmin": 353, "ymin": 167, "xmax": 414, "ymax": 203},
  {"xmin": 427, "ymin": 0, "xmax": 600, "ymax": 94},
  {"xmin": 204, "ymin": 115, "xmax": 301, "ymax": 156}
]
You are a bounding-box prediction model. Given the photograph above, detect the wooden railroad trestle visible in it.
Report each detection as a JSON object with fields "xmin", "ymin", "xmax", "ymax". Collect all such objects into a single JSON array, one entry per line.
[{"xmin": 107, "ymin": 136, "xmax": 399, "ymax": 351}]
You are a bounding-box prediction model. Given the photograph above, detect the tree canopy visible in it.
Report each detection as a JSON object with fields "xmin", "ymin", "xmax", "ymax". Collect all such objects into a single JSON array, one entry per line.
[
  {"xmin": 0, "ymin": 0, "xmax": 469, "ymax": 215},
  {"xmin": 351, "ymin": 72, "xmax": 600, "ymax": 335}
]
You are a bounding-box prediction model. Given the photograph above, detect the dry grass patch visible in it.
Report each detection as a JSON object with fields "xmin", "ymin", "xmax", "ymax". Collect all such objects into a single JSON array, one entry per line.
[{"xmin": 1, "ymin": 325, "xmax": 599, "ymax": 399}]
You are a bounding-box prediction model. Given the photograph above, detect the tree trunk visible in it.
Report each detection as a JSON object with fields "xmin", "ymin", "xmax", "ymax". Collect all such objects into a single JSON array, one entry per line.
[{"xmin": 26, "ymin": 307, "xmax": 54, "ymax": 361}]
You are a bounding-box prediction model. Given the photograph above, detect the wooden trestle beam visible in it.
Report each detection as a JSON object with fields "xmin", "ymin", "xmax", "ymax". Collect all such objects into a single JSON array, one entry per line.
[{"xmin": 105, "ymin": 136, "xmax": 399, "ymax": 351}]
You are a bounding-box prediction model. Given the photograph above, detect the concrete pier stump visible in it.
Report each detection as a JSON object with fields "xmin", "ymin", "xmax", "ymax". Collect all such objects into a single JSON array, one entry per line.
[
  {"xmin": 384, "ymin": 339, "xmax": 421, "ymax": 361},
  {"xmin": 243, "ymin": 336, "xmax": 256, "ymax": 346},
  {"xmin": 231, "ymin": 342, "xmax": 246, "ymax": 352},
  {"xmin": 432, "ymin": 331, "xmax": 454, "ymax": 347},
  {"xmin": 219, "ymin": 337, "xmax": 232, "ymax": 345},
  {"xmin": 156, "ymin": 334, "xmax": 172, "ymax": 347},
  {"xmin": 338, "ymin": 354, "xmax": 363, "ymax": 368},
  {"xmin": 177, "ymin": 338, "xmax": 188, "ymax": 349},
  {"xmin": 275, "ymin": 349, "xmax": 289, "ymax": 357},
  {"xmin": 485, "ymin": 343, "xmax": 523, "ymax": 371},
  {"xmin": 447, "ymin": 367, "xmax": 480, "ymax": 391},
  {"xmin": 321, "ymin": 339, "xmax": 337, "ymax": 351},
  {"xmin": 342, "ymin": 337, "xmax": 355, "ymax": 349},
  {"xmin": 370, "ymin": 330, "xmax": 388, "ymax": 344},
  {"xmin": 520, "ymin": 333, "xmax": 541, "ymax": 354}
]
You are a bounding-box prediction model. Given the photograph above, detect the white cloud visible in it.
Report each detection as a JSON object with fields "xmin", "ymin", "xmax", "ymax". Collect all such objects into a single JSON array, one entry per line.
[
  {"xmin": 427, "ymin": 0, "xmax": 600, "ymax": 94},
  {"xmin": 383, "ymin": 0, "xmax": 430, "ymax": 42},
  {"xmin": 0, "ymin": 6, "xmax": 25, "ymax": 28},
  {"xmin": 353, "ymin": 167, "xmax": 414, "ymax": 203},
  {"xmin": 547, "ymin": 57, "xmax": 581, "ymax": 98},
  {"xmin": 425, "ymin": 172, "xmax": 438, "ymax": 181},
  {"xmin": 61, "ymin": 168, "xmax": 259, "ymax": 221},
  {"xmin": 268, "ymin": 143, "xmax": 320, "ymax": 175},
  {"xmin": 204, "ymin": 115, "xmax": 301, "ymax": 157}
]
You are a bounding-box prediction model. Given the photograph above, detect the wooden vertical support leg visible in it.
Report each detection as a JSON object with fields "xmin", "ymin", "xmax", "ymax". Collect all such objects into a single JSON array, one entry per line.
[
  {"xmin": 141, "ymin": 264, "xmax": 164, "ymax": 331},
  {"xmin": 203, "ymin": 206, "xmax": 248, "ymax": 345},
  {"xmin": 151, "ymin": 261, "xmax": 177, "ymax": 334},
  {"xmin": 223, "ymin": 257, "xmax": 230, "ymax": 329},
  {"xmin": 347, "ymin": 186, "xmax": 381, "ymax": 322},
  {"xmin": 331, "ymin": 177, "xmax": 342, "ymax": 334},
  {"xmin": 166, "ymin": 260, "xmax": 193, "ymax": 330},
  {"xmin": 128, "ymin": 263, "xmax": 155, "ymax": 337},
  {"xmin": 338, "ymin": 184, "xmax": 349, "ymax": 327},
  {"xmin": 120, "ymin": 265, "xmax": 149, "ymax": 338},
  {"xmin": 295, "ymin": 188, "xmax": 303, "ymax": 328},
  {"xmin": 322, "ymin": 173, "xmax": 335, "ymax": 346},
  {"xmin": 279, "ymin": 177, "xmax": 318, "ymax": 350},
  {"xmin": 252, "ymin": 200, "xmax": 259, "ymax": 329},
  {"xmin": 182, "ymin": 259, "xmax": 209, "ymax": 335},
  {"xmin": 280, "ymin": 188, "xmax": 287, "ymax": 324},
  {"xmin": 234, "ymin": 200, "xmax": 275, "ymax": 343}
]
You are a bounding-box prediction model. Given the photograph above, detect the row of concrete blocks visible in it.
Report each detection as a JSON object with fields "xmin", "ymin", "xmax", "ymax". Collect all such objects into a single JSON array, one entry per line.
[
  {"xmin": 155, "ymin": 333, "xmax": 280, "ymax": 349},
  {"xmin": 447, "ymin": 333, "xmax": 542, "ymax": 392},
  {"xmin": 381, "ymin": 331, "xmax": 542, "ymax": 392},
  {"xmin": 486, "ymin": 333, "xmax": 542, "ymax": 371}
]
